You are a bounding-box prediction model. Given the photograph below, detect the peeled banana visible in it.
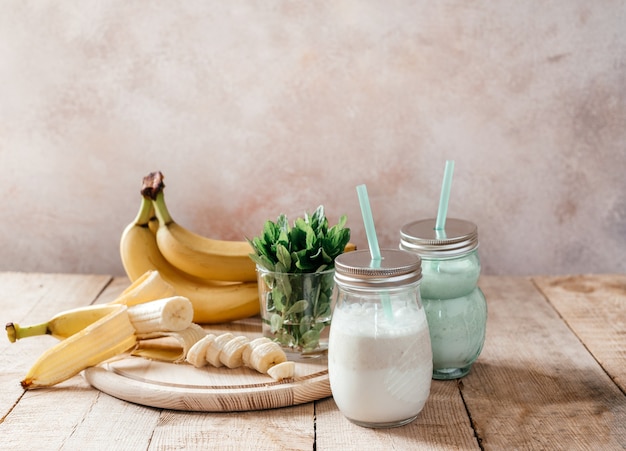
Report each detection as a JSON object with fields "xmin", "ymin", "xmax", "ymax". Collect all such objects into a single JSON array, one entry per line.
[
  {"xmin": 20, "ymin": 305, "xmax": 137, "ymax": 389},
  {"xmin": 5, "ymin": 272, "xmax": 182, "ymax": 343},
  {"xmin": 127, "ymin": 296, "xmax": 193, "ymax": 334},
  {"xmin": 119, "ymin": 194, "xmax": 260, "ymax": 324},
  {"xmin": 6, "ymin": 304, "xmax": 122, "ymax": 342}
]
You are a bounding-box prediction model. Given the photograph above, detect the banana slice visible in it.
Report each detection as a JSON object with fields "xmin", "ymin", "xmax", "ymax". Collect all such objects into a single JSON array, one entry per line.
[
  {"xmin": 185, "ymin": 333, "xmax": 216, "ymax": 368},
  {"xmin": 127, "ymin": 296, "xmax": 193, "ymax": 334},
  {"xmin": 249, "ymin": 341, "xmax": 287, "ymax": 374},
  {"xmin": 219, "ymin": 335, "xmax": 250, "ymax": 368},
  {"xmin": 267, "ymin": 361, "xmax": 296, "ymax": 381},
  {"xmin": 242, "ymin": 337, "xmax": 272, "ymax": 368},
  {"xmin": 205, "ymin": 332, "xmax": 235, "ymax": 367}
]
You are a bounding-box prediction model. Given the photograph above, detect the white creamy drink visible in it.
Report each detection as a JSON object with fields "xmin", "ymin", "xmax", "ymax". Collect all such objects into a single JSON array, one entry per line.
[{"xmin": 329, "ymin": 302, "xmax": 432, "ymax": 427}]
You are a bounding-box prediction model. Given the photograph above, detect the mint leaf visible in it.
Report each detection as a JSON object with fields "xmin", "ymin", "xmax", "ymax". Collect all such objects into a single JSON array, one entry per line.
[{"xmin": 249, "ymin": 205, "xmax": 351, "ymax": 352}]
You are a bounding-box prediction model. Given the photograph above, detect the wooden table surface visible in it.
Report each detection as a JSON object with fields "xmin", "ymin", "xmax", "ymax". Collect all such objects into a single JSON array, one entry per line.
[{"xmin": 1, "ymin": 272, "xmax": 625, "ymax": 450}]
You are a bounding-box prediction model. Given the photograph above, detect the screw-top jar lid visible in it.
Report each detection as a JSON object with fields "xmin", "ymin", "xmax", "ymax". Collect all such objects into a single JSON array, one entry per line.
[
  {"xmin": 334, "ymin": 249, "xmax": 422, "ymax": 289},
  {"xmin": 400, "ymin": 218, "xmax": 478, "ymax": 258}
]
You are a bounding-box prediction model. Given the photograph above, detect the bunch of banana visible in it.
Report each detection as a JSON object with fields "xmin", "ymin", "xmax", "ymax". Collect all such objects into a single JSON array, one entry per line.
[
  {"xmin": 119, "ymin": 171, "xmax": 260, "ymax": 324},
  {"xmin": 150, "ymin": 180, "xmax": 257, "ymax": 283},
  {"xmin": 113, "ymin": 269, "xmax": 176, "ymax": 306},
  {"xmin": 185, "ymin": 332, "xmax": 295, "ymax": 381}
]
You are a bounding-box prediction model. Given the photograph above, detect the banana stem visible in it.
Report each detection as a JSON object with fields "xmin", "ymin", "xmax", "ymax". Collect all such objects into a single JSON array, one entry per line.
[
  {"xmin": 138, "ymin": 171, "xmax": 172, "ymax": 226},
  {"xmin": 6, "ymin": 322, "xmax": 50, "ymax": 342},
  {"xmin": 134, "ymin": 196, "xmax": 154, "ymax": 227},
  {"xmin": 152, "ymin": 191, "xmax": 173, "ymax": 226}
]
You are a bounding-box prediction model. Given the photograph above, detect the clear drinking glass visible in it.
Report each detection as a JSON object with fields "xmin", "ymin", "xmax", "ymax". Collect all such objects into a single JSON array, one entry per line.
[{"xmin": 256, "ymin": 266, "xmax": 335, "ymax": 358}]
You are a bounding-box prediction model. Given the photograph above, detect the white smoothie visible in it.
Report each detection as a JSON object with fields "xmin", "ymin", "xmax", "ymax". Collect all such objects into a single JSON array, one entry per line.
[{"xmin": 328, "ymin": 302, "xmax": 432, "ymax": 427}]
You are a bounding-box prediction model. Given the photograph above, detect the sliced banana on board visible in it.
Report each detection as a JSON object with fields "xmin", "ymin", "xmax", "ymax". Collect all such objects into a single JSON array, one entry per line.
[
  {"xmin": 205, "ymin": 332, "xmax": 235, "ymax": 367},
  {"xmin": 219, "ymin": 335, "xmax": 250, "ymax": 368},
  {"xmin": 248, "ymin": 341, "xmax": 288, "ymax": 374},
  {"xmin": 242, "ymin": 337, "xmax": 272, "ymax": 368},
  {"xmin": 267, "ymin": 361, "xmax": 296, "ymax": 381},
  {"xmin": 180, "ymin": 330, "xmax": 292, "ymax": 379},
  {"xmin": 185, "ymin": 333, "xmax": 216, "ymax": 368}
]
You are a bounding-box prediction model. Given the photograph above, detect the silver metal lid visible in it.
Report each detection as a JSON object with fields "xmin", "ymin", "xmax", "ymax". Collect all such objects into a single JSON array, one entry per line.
[
  {"xmin": 399, "ymin": 218, "xmax": 478, "ymax": 258},
  {"xmin": 334, "ymin": 249, "xmax": 422, "ymax": 288}
]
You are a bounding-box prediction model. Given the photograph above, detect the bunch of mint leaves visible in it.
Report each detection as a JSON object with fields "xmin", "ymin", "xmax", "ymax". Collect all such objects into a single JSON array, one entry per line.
[{"xmin": 248, "ymin": 206, "xmax": 351, "ymax": 352}]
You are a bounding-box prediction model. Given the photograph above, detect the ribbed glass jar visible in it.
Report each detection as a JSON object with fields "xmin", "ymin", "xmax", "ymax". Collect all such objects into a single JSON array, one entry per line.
[
  {"xmin": 328, "ymin": 249, "xmax": 432, "ymax": 428},
  {"xmin": 400, "ymin": 218, "xmax": 487, "ymax": 380}
]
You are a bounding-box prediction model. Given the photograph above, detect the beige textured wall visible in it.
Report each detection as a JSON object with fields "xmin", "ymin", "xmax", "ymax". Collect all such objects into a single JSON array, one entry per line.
[{"xmin": 1, "ymin": 1, "xmax": 625, "ymax": 277}]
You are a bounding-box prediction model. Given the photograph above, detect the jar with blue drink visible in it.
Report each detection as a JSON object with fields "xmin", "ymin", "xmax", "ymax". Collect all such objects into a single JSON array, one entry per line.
[{"xmin": 399, "ymin": 218, "xmax": 487, "ymax": 380}]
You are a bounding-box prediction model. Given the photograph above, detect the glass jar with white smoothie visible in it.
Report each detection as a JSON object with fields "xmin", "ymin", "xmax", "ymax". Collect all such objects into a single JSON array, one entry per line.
[
  {"xmin": 328, "ymin": 249, "xmax": 432, "ymax": 428},
  {"xmin": 399, "ymin": 218, "xmax": 487, "ymax": 380}
]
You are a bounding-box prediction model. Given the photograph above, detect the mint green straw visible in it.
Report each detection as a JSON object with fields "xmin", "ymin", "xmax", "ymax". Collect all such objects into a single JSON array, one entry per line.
[
  {"xmin": 435, "ymin": 160, "xmax": 455, "ymax": 236},
  {"xmin": 356, "ymin": 184, "xmax": 393, "ymax": 320},
  {"xmin": 356, "ymin": 184, "xmax": 381, "ymax": 261}
]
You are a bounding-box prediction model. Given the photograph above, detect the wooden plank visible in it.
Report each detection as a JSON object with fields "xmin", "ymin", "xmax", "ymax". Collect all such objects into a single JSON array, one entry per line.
[
  {"xmin": 0, "ymin": 272, "xmax": 160, "ymax": 449},
  {"xmin": 54, "ymin": 276, "xmax": 163, "ymax": 450},
  {"xmin": 87, "ymin": 278, "xmax": 315, "ymax": 450},
  {"xmin": 463, "ymin": 276, "xmax": 626, "ymax": 450},
  {"xmin": 1, "ymin": 377, "xmax": 156, "ymax": 450},
  {"xmin": 0, "ymin": 272, "xmax": 111, "ymax": 324},
  {"xmin": 533, "ymin": 274, "xmax": 626, "ymax": 395},
  {"xmin": 148, "ymin": 404, "xmax": 314, "ymax": 450},
  {"xmin": 93, "ymin": 275, "xmax": 132, "ymax": 304},
  {"xmin": 58, "ymin": 390, "xmax": 159, "ymax": 451},
  {"xmin": 0, "ymin": 272, "xmax": 111, "ymax": 422},
  {"xmin": 315, "ymin": 379, "xmax": 479, "ymax": 449}
]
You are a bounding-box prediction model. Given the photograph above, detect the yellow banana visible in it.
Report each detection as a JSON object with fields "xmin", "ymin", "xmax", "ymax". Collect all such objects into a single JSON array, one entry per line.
[
  {"xmin": 144, "ymin": 171, "xmax": 257, "ymax": 283},
  {"xmin": 6, "ymin": 270, "xmax": 177, "ymax": 343},
  {"xmin": 6, "ymin": 304, "xmax": 122, "ymax": 342},
  {"xmin": 20, "ymin": 304, "xmax": 137, "ymax": 389},
  {"xmin": 112, "ymin": 269, "xmax": 175, "ymax": 307},
  {"xmin": 119, "ymin": 195, "xmax": 260, "ymax": 324}
]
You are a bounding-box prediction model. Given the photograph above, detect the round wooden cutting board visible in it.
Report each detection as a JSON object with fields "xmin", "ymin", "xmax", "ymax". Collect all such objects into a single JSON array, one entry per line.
[{"xmin": 83, "ymin": 319, "xmax": 331, "ymax": 412}]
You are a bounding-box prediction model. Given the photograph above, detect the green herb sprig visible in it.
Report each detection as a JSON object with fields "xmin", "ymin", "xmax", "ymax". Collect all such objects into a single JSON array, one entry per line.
[{"xmin": 248, "ymin": 206, "xmax": 351, "ymax": 352}]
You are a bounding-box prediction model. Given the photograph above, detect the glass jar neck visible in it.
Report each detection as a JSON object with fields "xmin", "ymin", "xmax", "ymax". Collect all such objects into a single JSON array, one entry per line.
[
  {"xmin": 334, "ymin": 280, "xmax": 421, "ymax": 295},
  {"xmin": 415, "ymin": 247, "xmax": 479, "ymax": 261}
]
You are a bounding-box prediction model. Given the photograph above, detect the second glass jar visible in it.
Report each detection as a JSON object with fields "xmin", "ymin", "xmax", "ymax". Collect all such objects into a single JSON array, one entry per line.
[{"xmin": 400, "ymin": 218, "xmax": 487, "ymax": 380}]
